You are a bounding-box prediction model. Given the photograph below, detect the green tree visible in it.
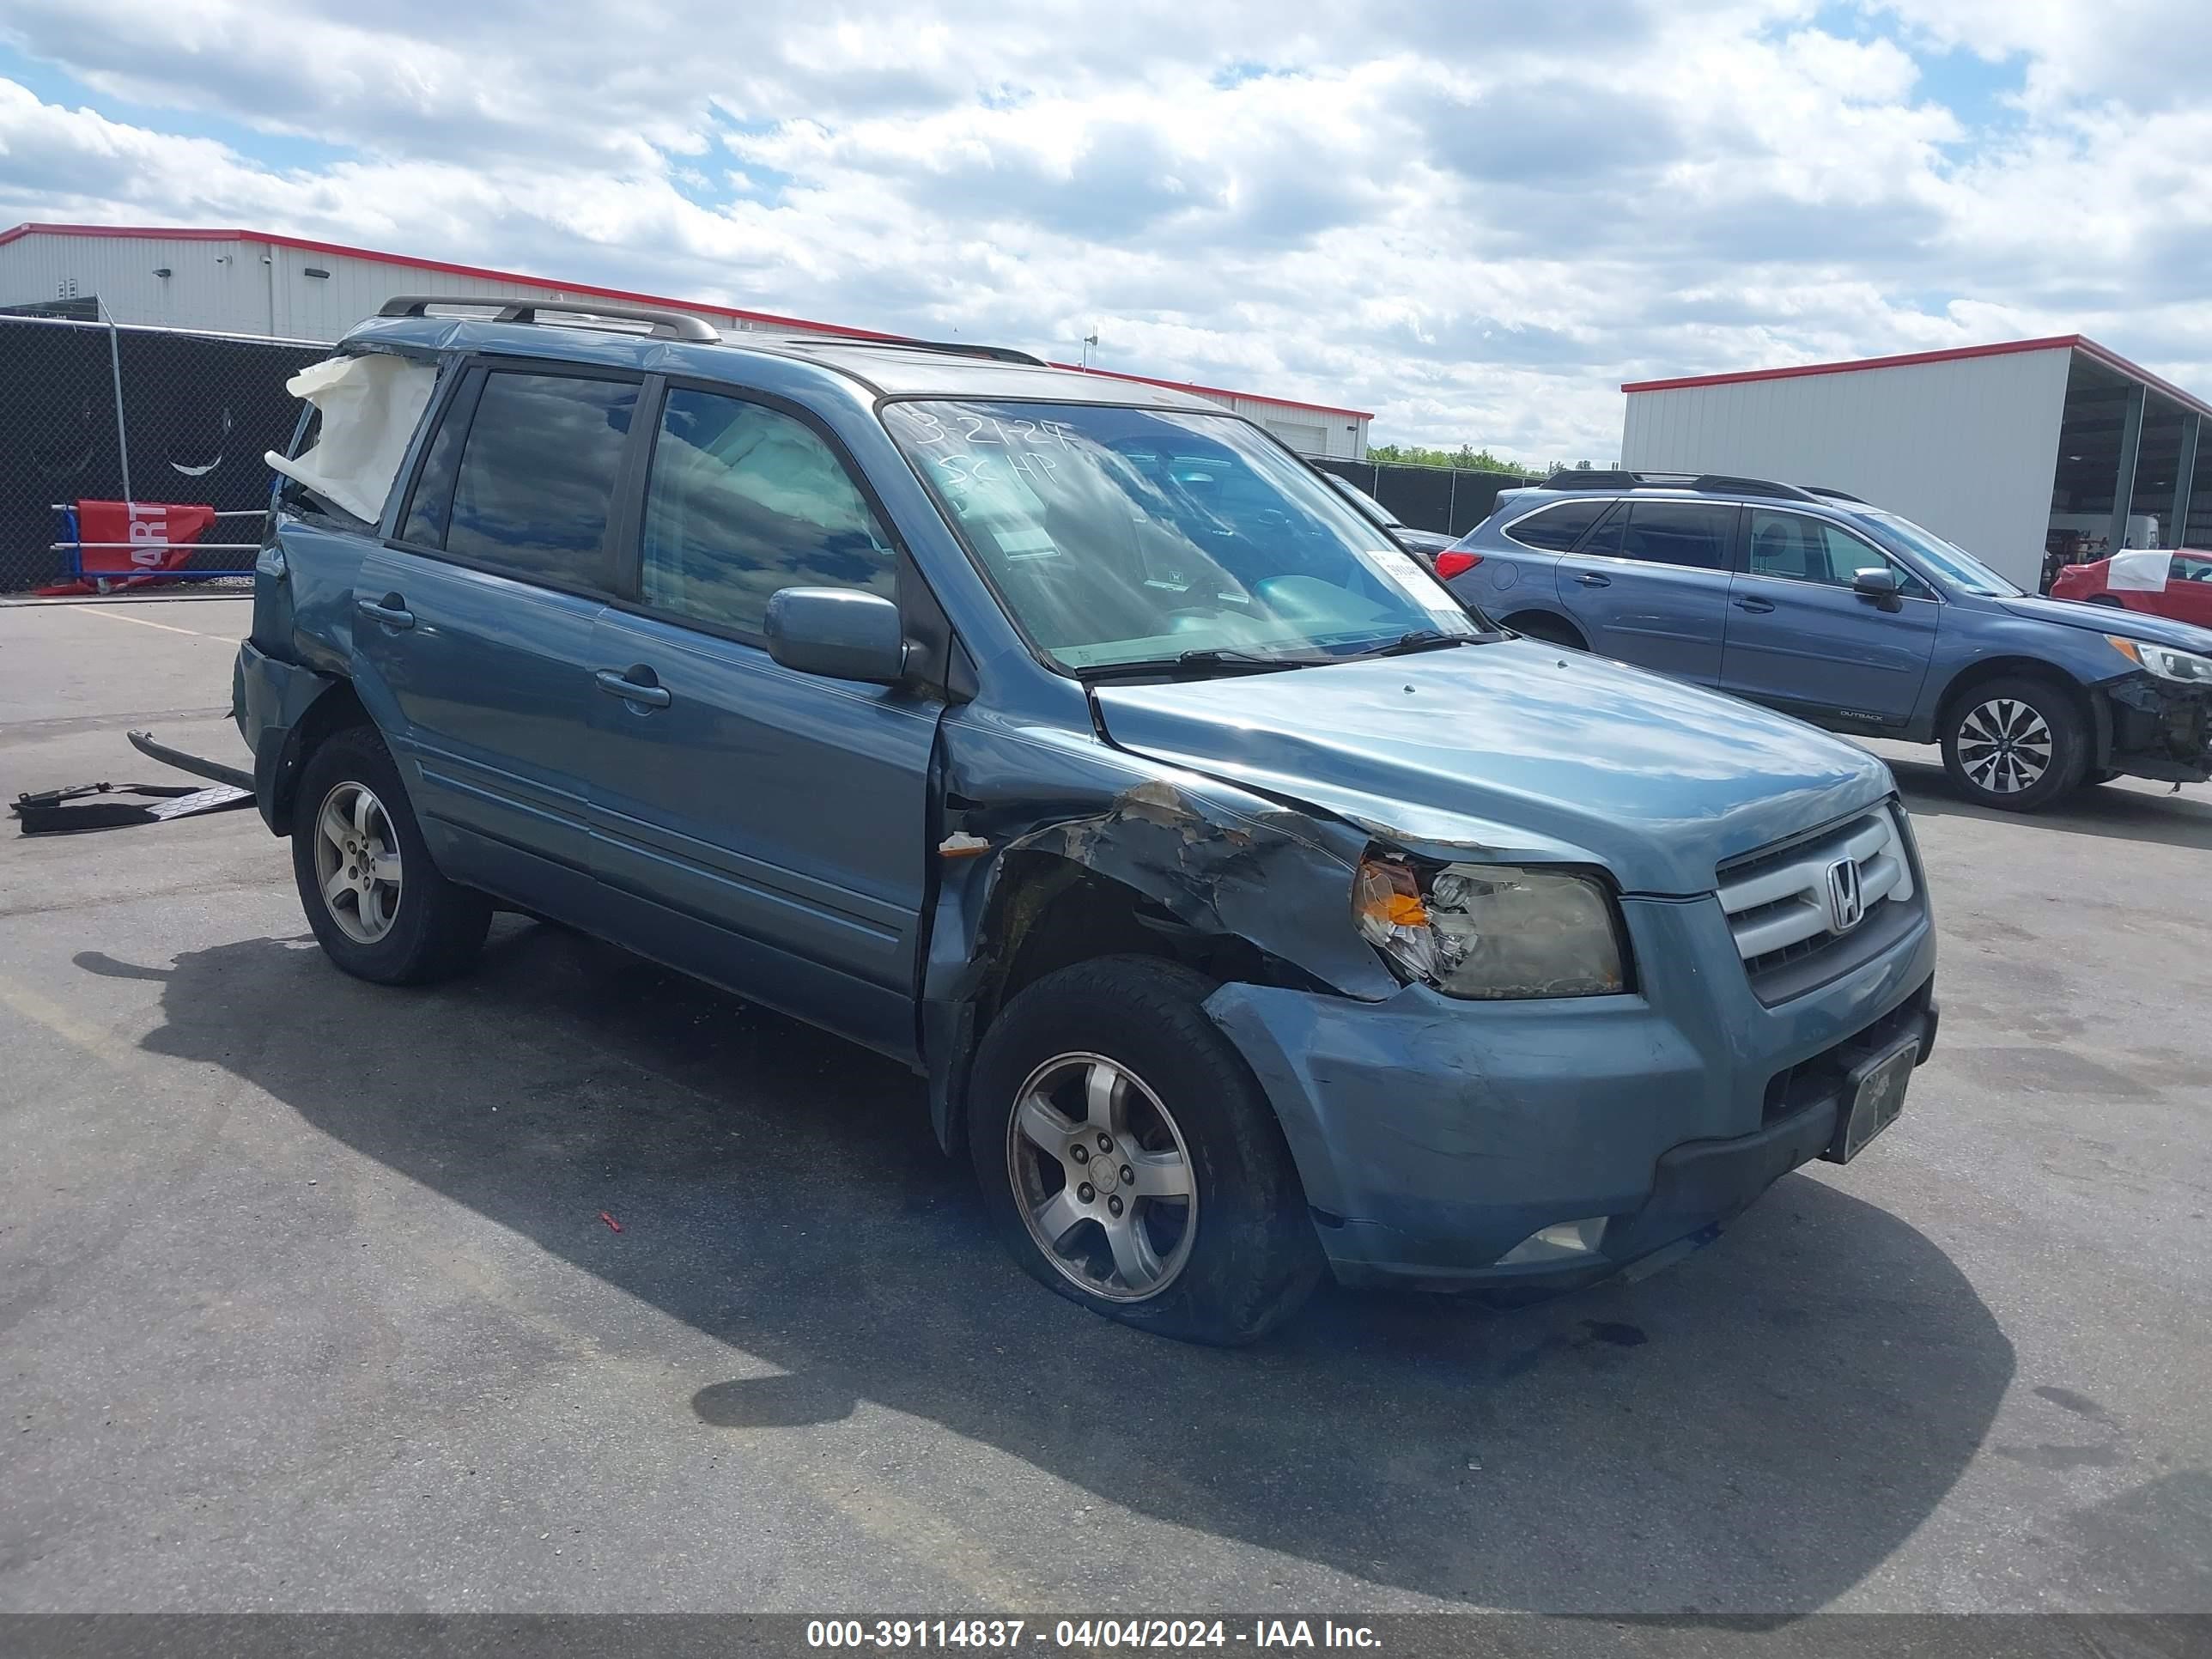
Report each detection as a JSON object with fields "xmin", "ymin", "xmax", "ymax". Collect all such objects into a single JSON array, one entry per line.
[{"xmin": 1364, "ymin": 442, "xmax": 1538, "ymax": 477}]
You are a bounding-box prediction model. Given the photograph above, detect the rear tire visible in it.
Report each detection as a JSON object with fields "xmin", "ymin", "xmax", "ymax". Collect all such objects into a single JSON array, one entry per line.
[
  {"xmin": 290, "ymin": 724, "xmax": 491, "ymax": 985},
  {"xmin": 1507, "ymin": 612, "xmax": 1587, "ymax": 651},
  {"xmin": 2085, "ymin": 594, "xmax": 2124, "ymax": 609},
  {"xmin": 969, "ymin": 956, "xmax": 1322, "ymax": 1346},
  {"xmin": 1940, "ymin": 675, "xmax": 2088, "ymax": 812}
]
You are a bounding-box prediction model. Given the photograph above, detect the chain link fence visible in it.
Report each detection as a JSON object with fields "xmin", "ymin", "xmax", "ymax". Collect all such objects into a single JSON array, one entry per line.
[
  {"xmin": 1311, "ymin": 456, "xmax": 1532, "ymax": 540},
  {"xmin": 1, "ymin": 315, "xmax": 325, "ymax": 592}
]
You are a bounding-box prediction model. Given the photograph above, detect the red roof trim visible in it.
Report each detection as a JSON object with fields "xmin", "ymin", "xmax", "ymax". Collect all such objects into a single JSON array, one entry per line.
[
  {"xmin": 0, "ymin": 222, "xmax": 1374, "ymax": 419},
  {"xmin": 1621, "ymin": 337, "xmax": 2083, "ymax": 393},
  {"xmin": 1622, "ymin": 333, "xmax": 2212, "ymax": 421}
]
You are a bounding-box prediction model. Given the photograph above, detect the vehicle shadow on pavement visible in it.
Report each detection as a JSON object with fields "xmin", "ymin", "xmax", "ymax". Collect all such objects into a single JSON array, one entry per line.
[
  {"xmin": 1887, "ymin": 757, "xmax": 2212, "ymax": 852},
  {"xmin": 82, "ymin": 925, "xmax": 2014, "ymax": 1616}
]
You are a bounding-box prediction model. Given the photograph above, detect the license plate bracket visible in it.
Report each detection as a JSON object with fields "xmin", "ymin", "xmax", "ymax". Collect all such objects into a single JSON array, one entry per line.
[{"xmin": 1822, "ymin": 1039, "xmax": 1918, "ymax": 1164}]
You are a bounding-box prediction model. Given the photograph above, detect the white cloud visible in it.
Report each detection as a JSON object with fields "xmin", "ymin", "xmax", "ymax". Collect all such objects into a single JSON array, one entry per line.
[{"xmin": 3, "ymin": 0, "xmax": 2209, "ymax": 461}]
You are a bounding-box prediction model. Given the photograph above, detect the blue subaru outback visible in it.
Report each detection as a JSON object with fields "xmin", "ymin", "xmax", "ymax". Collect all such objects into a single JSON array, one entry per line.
[
  {"xmin": 235, "ymin": 300, "xmax": 1936, "ymax": 1343},
  {"xmin": 1447, "ymin": 471, "xmax": 2212, "ymax": 812}
]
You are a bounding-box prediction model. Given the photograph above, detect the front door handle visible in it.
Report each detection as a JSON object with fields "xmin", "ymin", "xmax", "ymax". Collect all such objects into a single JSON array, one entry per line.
[
  {"xmin": 1572, "ymin": 571, "xmax": 1611, "ymax": 587},
  {"xmin": 1734, "ymin": 596, "xmax": 1777, "ymax": 613},
  {"xmin": 595, "ymin": 666, "xmax": 672, "ymax": 708},
  {"xmin": 356, "ymin": 592, "xmax": 415, "ymax": 629}
]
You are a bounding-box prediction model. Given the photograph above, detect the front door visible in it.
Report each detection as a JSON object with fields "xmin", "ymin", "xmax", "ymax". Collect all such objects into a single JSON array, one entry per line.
[
  {"xmin": 351, "ymin": 365, "xmax": 641, "ymax": 916},
  {"xmin": 2163, "ymin": 553, "xmax": 2212, "ymax": 628},
  {"xmin": 586, "ymin": 385, "xmax": 941, "ymax": 1060},
  {"xmin": 1718, "ymin": 507, "xmax": 1939, "ymax": 726},
  {"xmin": 1553, "ymin": 500, "xmax": 1740, "ymax": 683}
]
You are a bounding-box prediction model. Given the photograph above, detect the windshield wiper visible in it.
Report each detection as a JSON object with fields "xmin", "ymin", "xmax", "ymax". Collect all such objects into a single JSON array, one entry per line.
[
  {"xmin": 1074, "ymin": 647, "xmax": 1330, "ymax": 682},
  {"xmin": 1334, "ymin": 629, "xmax": 1482, "ymax": 660}
]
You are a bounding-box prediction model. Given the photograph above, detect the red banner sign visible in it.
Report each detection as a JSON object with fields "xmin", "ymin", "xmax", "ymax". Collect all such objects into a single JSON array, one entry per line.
[{"xmin": 40, "ymin": 501, "xmax": 220, "ymax": 595}]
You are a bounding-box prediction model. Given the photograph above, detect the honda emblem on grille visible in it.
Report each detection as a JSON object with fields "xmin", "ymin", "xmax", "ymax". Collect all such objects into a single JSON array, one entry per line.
[{"xmin": 1826, "ymin": 857, "xmax": 1864, "ymax": 933}]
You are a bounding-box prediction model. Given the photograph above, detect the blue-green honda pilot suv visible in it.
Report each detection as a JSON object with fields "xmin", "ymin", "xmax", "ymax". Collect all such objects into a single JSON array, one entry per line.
[{"xmin": 234, "ymin": 296, "xmax": 1937, "ymax": 1343}]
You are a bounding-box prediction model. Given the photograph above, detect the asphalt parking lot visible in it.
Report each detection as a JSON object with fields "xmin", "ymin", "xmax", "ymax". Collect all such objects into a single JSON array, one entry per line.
[{"xmin": 3, "ymin": 593, "xmax": 2209, "ymax": 1619}]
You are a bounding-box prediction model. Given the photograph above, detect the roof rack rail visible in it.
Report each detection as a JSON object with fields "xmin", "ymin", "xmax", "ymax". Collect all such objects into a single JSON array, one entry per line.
[
  {"xmin": 1540, "ymin": 469, "xmax": 1693, "ymax": 491},
  {"xmin": 1804, "ymin": 485, "xmax": 1866, "ymax": 503},
  {"xmin": 1540, "ymin": 469, "xmax": 1826, "ymax": 504},
  {"xmin": 1690, "ymin": 473, "xmax": 1821, "ymax": 503},
  {"xmin": 783, "ymin": 335, "xmax": 1047, "ymax": 368},
  {"xmin": 378, "ymin": 295, "xmax": 720, "ymax": 343}
]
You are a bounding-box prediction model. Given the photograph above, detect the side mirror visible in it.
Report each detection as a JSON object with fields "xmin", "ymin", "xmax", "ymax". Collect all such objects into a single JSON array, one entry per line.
[
  {"xmin": 1852, "ymin": 567, "xmax": 1903, "ymax": 611},
  {"xmin": 763, "ymin": 587, "xmax": 908, "ymax": 684}
]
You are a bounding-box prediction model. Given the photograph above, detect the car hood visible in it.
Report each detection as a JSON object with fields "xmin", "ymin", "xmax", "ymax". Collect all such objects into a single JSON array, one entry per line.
[
  {"xmin": 1091, "ymin": 641, "xmax": 1894, "ymax": 896},
  {"xmin": 1996, "ymin": 595, "xmax": 2212, "ymax": 653}
]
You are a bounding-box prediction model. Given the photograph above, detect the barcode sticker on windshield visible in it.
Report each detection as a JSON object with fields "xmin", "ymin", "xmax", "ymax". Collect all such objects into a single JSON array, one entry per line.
[{"xmin": 1368, "ymin": 548, "xmax": 1468, "ymax": 625}]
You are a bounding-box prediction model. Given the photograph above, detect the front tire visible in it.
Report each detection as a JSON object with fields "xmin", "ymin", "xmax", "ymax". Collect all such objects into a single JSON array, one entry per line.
[
  {"xmin": 290, "ymin": 724, "xmax": 491, "ymax": 984},
  {"xmin": 969, "ymin": 957, "xmax": 1323, "ymax": 1345},
  {"xmin": 1940, "ymin": 676, "xmax": 2087, "ymax": 812}
]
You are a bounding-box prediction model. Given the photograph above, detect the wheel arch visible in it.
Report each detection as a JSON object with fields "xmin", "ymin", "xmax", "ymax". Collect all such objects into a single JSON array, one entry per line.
[
  {"xmin": 926, "ymin": 847, "xmax": 1333, "ymax": 1157},
  {"xmin": 269, "ymin": 678, "xmax": 375, "ymax": 835},
  {"xmin": 1501, "ymin": 608, "xmax": 1588, "ymax": 649},
  {"xmin": 1934, "ymin": 657, "xmax": 2111, "ymax": 770}
]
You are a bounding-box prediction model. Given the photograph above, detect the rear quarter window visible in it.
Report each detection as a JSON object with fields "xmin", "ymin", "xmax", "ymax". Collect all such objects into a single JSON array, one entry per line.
[{"xmin": 1504, "ymin": 498, "xmax": 1613, "ymax": 551}]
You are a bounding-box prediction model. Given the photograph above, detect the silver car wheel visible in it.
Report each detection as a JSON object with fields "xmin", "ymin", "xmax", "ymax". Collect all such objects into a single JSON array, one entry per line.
[
  {"xmin": 1006, "ymin": 1051, "xmax": 1197, "ymax": 1303},
  {"xmin": 313, "ymin": 780, "xmax": 404, "ymax": 945},
  {"xmin": 1957, "ymin": 697, "xmax": 2053, "ymax": 795}
]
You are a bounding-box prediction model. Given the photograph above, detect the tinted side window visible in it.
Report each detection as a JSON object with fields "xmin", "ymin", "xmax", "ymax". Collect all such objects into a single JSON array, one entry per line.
[
  {"xmin": 444, "ymin": 372, "xmax": 638, "ymax": 588},
  {"xmin": 641, "ymin": 389, "xmax": 896, "ymax": 635},
  {"xmin": 1504, "ymin": 497, "xmax": 1611, "ymax": 550},
  {"xmin": 1748, "ymin": 509, "xmax": 1935, "ymax": 597},
  {"xmin": 398, "ymin": 376, "xmax": 476, "ymax": 548},
  {"xmin": 1620, "ymin": 502, "xmax": 1735, "ymax": 570},
  {"xmin": 1576, "ymin": 501, "xmax": 1627, "ymax": 557}
]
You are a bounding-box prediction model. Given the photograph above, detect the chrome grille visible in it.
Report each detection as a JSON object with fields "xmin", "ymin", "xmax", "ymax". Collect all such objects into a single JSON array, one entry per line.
[{"xmin": 1717, "ymin": 806, "xmax": 1919, "ymax": 1001}]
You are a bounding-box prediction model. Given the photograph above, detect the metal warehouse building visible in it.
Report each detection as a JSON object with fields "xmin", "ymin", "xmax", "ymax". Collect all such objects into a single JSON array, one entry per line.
[
  {"xmin": 1620, "ymin": 337, "xmax": 2210, "ymax": 591},
  {"xmin": 0, "ymin": 222, "xmax": 1371, "ymax": 459}
]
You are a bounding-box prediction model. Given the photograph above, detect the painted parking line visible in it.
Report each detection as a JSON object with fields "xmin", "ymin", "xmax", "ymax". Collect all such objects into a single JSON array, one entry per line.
[{"xmin": 67, "ymin": 605, "xmax": 228, "ymax": 639}]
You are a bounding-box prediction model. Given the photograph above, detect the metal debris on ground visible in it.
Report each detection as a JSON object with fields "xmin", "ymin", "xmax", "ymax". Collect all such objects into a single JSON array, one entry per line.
[{"xmin": 11, "ymin": 780, "xmax": 252, "ymax": 836}]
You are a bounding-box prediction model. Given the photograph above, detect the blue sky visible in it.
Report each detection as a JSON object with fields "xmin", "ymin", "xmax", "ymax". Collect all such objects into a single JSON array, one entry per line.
[{"xmin": 3, "ymin": 0, "xmax": 2207, "ymax": 461}]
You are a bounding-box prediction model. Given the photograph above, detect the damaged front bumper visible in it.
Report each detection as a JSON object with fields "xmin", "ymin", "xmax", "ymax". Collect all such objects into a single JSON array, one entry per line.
[
  {"xmin": 2106, "ymin": 672, "xmax": 2212, "ymax": 783},
  {"xmin": 1204, "ymin": 890, "xmax": 1937, "ymax": 1291}
]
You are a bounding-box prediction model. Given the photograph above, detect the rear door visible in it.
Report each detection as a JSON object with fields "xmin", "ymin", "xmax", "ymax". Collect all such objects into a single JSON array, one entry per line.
[
  {"xmin": 352, "ymin": 363, "xmax": 643, "ymax": 915},
  {"xmin": 1554, "ymin": 500, "xmax": 1738, "ymax": 683},
  {"xmin": 584, "ymin": 383, "xmax": 941, "ymax": 1060},
  {"xmin": 1717, "ymin": 507, "xmax": 1939, "ymax": 726},
  {"xmin": 1458, "ymin": 495, "xmax": 1613, "ymax": 615}
]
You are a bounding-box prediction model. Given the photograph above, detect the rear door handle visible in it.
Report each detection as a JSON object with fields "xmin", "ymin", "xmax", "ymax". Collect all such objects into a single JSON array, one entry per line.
[
  {"xmin": 595, "ymin": 667, "xmax": 672, "ymax": 708},
  {"xmin": 1572, "ymin": 571, "xmax": 1611, "ymax": 587},
  {"xmin": 356, "ymin": 592, "xmax": 414, "ymax": 629},
  {"xmin": 1734, "ymin": 596, "xmax": 1776, "ymax": 613}
]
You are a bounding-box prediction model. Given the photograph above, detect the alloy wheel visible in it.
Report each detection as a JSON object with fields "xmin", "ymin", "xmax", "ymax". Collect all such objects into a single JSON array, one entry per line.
[
  {"xmin": 1957, "ymin": 697, "xmax": 2053, "ymax": 796},
  {"xmin": 313, "ymin": 780, "xmax": 404, "ymax": 944},
  {"xmin": 1006, "ymin": 1051, "xmax": 1198, "ymax": 1303}
]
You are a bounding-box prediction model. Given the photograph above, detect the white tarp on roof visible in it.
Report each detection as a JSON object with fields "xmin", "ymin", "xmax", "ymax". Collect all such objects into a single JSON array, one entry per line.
[{"xmin": 265, "ymin": 354, "xmax": 438, "ymax": 524}]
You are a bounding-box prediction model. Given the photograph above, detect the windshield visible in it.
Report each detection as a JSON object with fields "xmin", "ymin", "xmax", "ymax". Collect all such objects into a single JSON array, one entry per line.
[
  {"xmin": 884, "ymin": 400, "xmax": 1478, "ymax": 671},
  {"xmin": 1861, "ymin": 508, "xmax": 2024, "ymax": 597},
  {"xmin": 1326, "ymin": 473, "xmax": 1402, "ymax": 528}
]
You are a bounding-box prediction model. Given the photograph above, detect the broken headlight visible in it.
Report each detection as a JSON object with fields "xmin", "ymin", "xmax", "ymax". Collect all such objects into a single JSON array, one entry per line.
[
  {"xmin": 1352, "ymin": 854, "xmax": 1626, "ymax": 999},
  {"xmin": 2107, "ymin": 635, "xmax": 2212, "ymax": 685}
]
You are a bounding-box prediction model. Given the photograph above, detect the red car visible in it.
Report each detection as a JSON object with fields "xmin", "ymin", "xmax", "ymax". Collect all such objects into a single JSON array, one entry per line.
[{"xmin": 2051, "ymin": 548, "xmax": 2212, "ymax": 627}]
